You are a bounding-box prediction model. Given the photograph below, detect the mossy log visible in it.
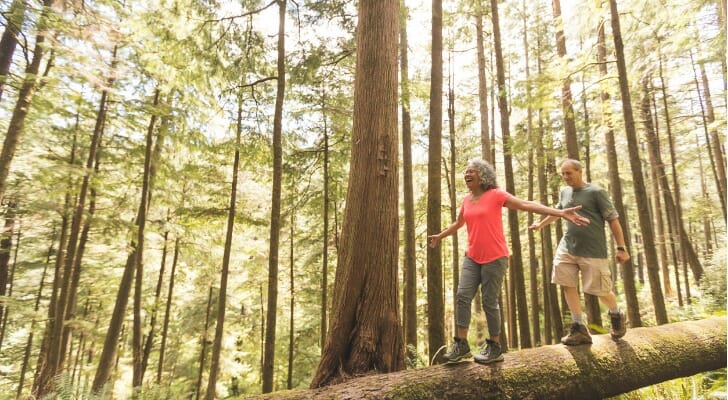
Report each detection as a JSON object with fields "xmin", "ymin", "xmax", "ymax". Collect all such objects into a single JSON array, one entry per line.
[{"xmin": 243, "ymin": 317, "xmax": 726, "ymax": 400}]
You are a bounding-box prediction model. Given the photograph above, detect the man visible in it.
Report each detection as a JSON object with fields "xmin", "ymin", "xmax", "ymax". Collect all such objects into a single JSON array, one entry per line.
[{"xmin": 531, "ymin": 159, "xmax": 629, "ymax": 345}]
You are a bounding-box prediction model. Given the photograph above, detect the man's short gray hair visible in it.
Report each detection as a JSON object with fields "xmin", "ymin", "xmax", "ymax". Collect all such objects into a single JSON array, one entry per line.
[{"xmin": 561, "ymin": 158, "xmax": 583, "ymax": 171}]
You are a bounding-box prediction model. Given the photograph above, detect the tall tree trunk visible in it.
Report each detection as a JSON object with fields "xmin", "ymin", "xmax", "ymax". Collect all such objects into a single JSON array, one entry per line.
[
  {"xmin": 287, "ymin": 212, "xmax": 295, "ymax": 390},
  {"xmin": 0, "ymin": 0, "xmax": 27, "ymax": 102},
  {"xmin": 491, "ymin": 0, "xmax": 531, "ymax": 349},
  {"xmin": 446, "ymin": 55, "xmax": 460, "ymax": 333},
  {"xmin": 92, "ymin": 88, "xmax": 158, "ymax": 394},
  {"xmin": 522, "ymin": 1, "xmax": 540, "ymax": 346},
  {"xmin": 535, "ymin": 21, "xmax": 562, "ymax": 344},
  {"xmin": 692, "ymin": 52, "xmax": 727, "ymax": 220},
  {"xmin": 0, "ymin": 202, "xmax": 15, "ymax": 339},
  {"xmin": 475, "ymin": 2, "xmax": 491, "ymax": 163},
  {"xmin": 132, "ymin": 88, "xmax": 162, "ymax": 391},
  {"xmin": 311, "ymin": 0, "xmax": 403, "ymax": 386},
  {"xmin": 38, "ymin": 46, "xmax": 116, "ymax": 398},
  {"xmin": 17, "ymin": 248, "xmax": 49, "ymax": 399},
  {"xmin": 32, "ymin": 129, "xmax": 76, "ymax": 395},
  {"xmin": 205, "ymin": 94, "xmax": 244, "ymax": 400},
  {"xmin": 608, "ymin": 0, "xmax": 667, "ymax": 324},
  {"xmin": 426, "ymin": 0, "xmax": 446, "ymax": 363},
  {"xmin": 551, "ymin": 0, "xmax": 579, "ymax": 159},
  {"xmin": 141, "ymin": 220, "xmax": 170, "ymax": 381},
  {"xmin": 399, "ymin": 0, "xmax": 417, "ymax": 360},
  {"xmin": 320, "ymin": 88, "xmax": 329, "ymax": 353},
  {"xmin": 196, "ymin": 286, "xmax": 214, "ymax": 400},
  {"xmin": 656, "ymin": 44, "xmax": 683, "ymax": 307},
  {"xmin": 157, "ymin": 236, "xmax": 180, "ymax": 383},
  {"xmin": 641, "ymin": 76, "xmax": 671, "ymax": 297},
  {"xmin": 0, "ymin": 0, "xmax": 55, "ymax": 204},
  {"xmin": 262, "ymin": 0, "xmax": 287, "ymax": 393}
]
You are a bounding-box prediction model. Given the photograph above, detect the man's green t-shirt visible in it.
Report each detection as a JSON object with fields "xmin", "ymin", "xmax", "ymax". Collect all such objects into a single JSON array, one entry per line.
[{"xmin": 557, "ymin": 183, "xmax": 619, "ymax": 259}]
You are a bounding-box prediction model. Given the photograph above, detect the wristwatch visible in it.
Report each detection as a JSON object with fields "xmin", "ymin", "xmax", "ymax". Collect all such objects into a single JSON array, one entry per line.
[{"xmin": 616, "ymin": 246, "xmax": 627, "ymax": 252}]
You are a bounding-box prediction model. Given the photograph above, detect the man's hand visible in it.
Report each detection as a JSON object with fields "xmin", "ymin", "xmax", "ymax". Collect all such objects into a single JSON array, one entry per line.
[{"xmin": 616, "ymin": 249, "xmax": 630, "ymax": 264}]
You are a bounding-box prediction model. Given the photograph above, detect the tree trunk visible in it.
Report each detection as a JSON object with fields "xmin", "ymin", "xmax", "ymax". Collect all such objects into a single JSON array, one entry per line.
[
  {"xmin": 641, "ymin": 76, "xmax": 671, "ymax": 298},
  {"xmin": 205, "ymin": 93, "xmax": 245, "ymax": 400},
  {"xmin": 521, "ymin": 2, "xmax": 540, "ymax": 346},
  {"xmin": 141, "ymin": 220, "xmax": 170, "ymax": 381},
  {"xmin": 0, "ymin": 202, "xmax": 15, "ymax": 342},
  {"xmin": 17, "ymin": 251, "xmax": 49, "ymax": 399},
  {"xmin": 0, "ymin": 0, "xmax": 55, "ymax": 204},
  {"xmin": 38, "ymin": 46, "xmax": 116, "ymax": 398},
  {"xmin": 157, "ymin": 236, "xmax": 180, "ymax": 383},
  {"xmin": 0, "ymin": 0, "xmax": 27, "ymax": 101},
  {"xmin": 491, "ymin": 0, "xmax": 531, "ymax": 349},
  {"xmin": 287, "ymin": 213, "xmax": 295, "ymax": 390},
  {"xmin": 196, "ymin": 286, "xmax": 214, "ymax": 400},
  {"xmin": 535, "ymin": 21, "xmax": 562, "ymax": 344},
  {"xmin": 132, "ymin": 88, "xmax": 162, "ymax": 391},
  {"xmin": 91, "ymin": 88, "xmax": 158, "ymax": 394},
  {"xmin": 656, "ymin": 44, "xmax": 683, "ymax": 307},
  {"xmin": 426, "ymin": 0, "xmax": 446, "ymax": 363},
  {"xmin": 310, "ymin": 0, "xmax": 403, "ymax": 386},
  {"xmin": 446, "ymin": 58, "xmax": 460, "ymax": 332},
  {"xmin": 320, "ymin": 89, "xmax": 329, "ymax": 353},
  {"xmin": 551, "ymin": 0, "xmax": 579, "ymax": 159},
  {"xmin": 399, "ymin": 0, "xmax": 417, "ymax": 360},
  {"xmin": 475, "ymin": 3, "xmax": 491, "ymax": 163},
  {"xmin": 608, "ymin": 0, "xmax": 667, "ymax": 324},
  {"xmin": 245, "ymin": 318, "xmax": 726, "ymax": 400},
  {"xmin": 698, "ymin": 59, "xmax": 727, "ymax": 219},
  {"xmin": 262, "ymin": 0, "xmax": 287, "ymax": 393}
]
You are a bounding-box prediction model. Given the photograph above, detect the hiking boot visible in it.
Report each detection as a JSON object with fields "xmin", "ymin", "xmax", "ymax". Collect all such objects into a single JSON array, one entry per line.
[
  {"xmin": 443, "ymin": 337, "xmax": 472, "ymax": 363},
  {"xmin": 561, "ymin": 322, "xmax": 592, "ymax": 345},
  {"xmin": 474, "ymin": 339, "xmax": 504, "ymax": 364},
  {"xmin": 609, "ymin": 310, "xmax": 627, "ymax": 339}
]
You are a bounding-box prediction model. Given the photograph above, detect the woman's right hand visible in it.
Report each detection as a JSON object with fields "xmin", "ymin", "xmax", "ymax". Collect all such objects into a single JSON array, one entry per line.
[{"xmin": 428, "ymin": 234, "xmax": 441, "ymax": 248}]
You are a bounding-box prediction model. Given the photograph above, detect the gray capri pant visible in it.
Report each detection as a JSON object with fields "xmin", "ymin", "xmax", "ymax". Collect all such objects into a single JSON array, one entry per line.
[{"xmin": 455, "ymin": 255, "xmax": 508, "ymax": 337}]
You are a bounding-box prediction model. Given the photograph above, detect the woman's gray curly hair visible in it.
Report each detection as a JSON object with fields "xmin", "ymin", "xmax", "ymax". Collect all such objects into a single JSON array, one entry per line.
[{"xmin": 469, "ymin": 158, "xmax": 498, "ymax": 191}]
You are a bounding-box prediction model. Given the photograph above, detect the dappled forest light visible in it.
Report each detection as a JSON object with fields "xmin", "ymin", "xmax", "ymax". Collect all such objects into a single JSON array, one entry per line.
[{"xmin": 0, "ymin": 0, "xmax": 724, "ymax": 399}]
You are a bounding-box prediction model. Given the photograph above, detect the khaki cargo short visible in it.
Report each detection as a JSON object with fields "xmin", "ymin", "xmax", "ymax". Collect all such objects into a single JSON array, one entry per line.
[{"xmin": 552, "ymin": 248, "xmax": 612, "ymax": 296}]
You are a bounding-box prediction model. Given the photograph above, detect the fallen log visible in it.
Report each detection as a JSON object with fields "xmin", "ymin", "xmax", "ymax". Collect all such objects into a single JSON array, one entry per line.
[{"xmin": 242, "ymin": 317, "xmax": 726, "ymax": 400}]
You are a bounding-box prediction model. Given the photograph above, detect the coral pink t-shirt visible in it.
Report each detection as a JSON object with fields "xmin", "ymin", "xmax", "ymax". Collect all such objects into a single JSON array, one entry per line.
[{"xmin": 460, "ymin": 188, "xmax": 511, "ymax": 264}]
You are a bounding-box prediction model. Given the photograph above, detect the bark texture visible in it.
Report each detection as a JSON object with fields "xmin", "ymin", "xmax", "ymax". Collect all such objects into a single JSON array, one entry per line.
[{"xmin": 245, "ymin": 317, "xmax": 726, "ymax": 400}]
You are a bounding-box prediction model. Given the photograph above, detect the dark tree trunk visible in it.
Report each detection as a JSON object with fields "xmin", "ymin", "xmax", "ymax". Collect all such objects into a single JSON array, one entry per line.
[
  {"xmin": 17, "ymin": 242, "xmax": 51, "ymax": 399},
  {"xmin": 245, "ymin": 318, "xmax": 726, "ymax": 400},
  {"xmin": 426, "ymin": 0, "xmax": 446, "ymax": 363},
  {"xmin": 261, "ymin": 1, "xmax": 287, "ymax": 393},
  {"xmin": 446, "ymin": 59, "xmax": 460, "ymax": 330},
  {"xmin": 491, "ymin": 0, "xmax": 531, "ymax": 349},
  {"xmin": 311, "ymin": 0, "xmax": 404, "ymax": 386},
  {"xmin": 551, "ymin": 0, "xmax": 579, "ymax": 159},
  {"xmin": 205, "ymin": 93, "xmax": 245, "ymax": 399},
  {"xmin": 475, "ymin": 2, "xmax": 491, "ymax": 163},
  {"xmin": 399, "ymin": 0, "xmax": 417, "ymax": 360},
  {"xmin": 0, "ymin": 0, "xmax": 28, "ymax": 101},
  {"xmin": 92, "ymin": 88, "xmax": 158, "ymax": 394},
  {"xmin": 608, "ymin": 0, "xmax": 667, "ymax": 324},
  {"xmin": 196, "ymin": 286, "xmax": 214, "ymax": 400},
  {"xmin": 0, "ymin": 0, "xmax": 55, "ymax": 204},
  {"xmin": 157, "ymin": 236, "xmax": 180, "ymax": 383}
]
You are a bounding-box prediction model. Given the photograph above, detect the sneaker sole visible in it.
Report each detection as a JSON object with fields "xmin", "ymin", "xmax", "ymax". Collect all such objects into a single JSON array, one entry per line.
[
  {"xmin": 474, "ymin": 355, "xmax": 504, "ymax": 365},
  {"xmin": 444, "ymin": 354, "xmax": 473, "ymax": 364}
]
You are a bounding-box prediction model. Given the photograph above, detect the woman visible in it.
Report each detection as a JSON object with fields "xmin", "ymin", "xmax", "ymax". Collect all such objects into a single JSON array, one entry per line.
[{"xmin": 428, "ymin": 159, "xmax": 588, "ymax": 364}]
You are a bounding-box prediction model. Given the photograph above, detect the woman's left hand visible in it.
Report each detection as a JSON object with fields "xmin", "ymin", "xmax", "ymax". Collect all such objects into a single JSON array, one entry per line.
[{"xmin": 562, "ymin": 205, "xmax": 590, "ymax": 226}]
